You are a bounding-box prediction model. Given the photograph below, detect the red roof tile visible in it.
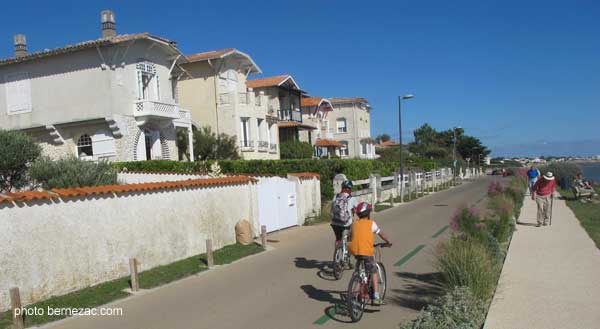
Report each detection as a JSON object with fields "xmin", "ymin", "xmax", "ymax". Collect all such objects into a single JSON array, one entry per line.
[
  {"xmin": 288, "ymin": 172, "xmax": 321, "ymax": 180},
  {"xmin": 0, "ymin": 33, "xmax": 178, "ymax": 67},
  {"xmin": 246, "ymin": 75, "xmax": 291, "ymax": 89},
  {"xmin": 187, "ymin": 48, "xmax": 236, "ymax": 62},
  {"xmin": 315, "ymin": 139, "xmax": 344, "ymax": 147},
  {"xmin": 3, "ymin": 191, "xmax": 58, "ymax": 202},
  {"xmin": 277, "ymin": 121, "xmax": 316, "ymax": 130}
]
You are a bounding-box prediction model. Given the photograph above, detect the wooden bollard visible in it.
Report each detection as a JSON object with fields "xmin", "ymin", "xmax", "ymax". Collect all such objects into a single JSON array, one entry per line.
[
  {"xmin": 206, "ymin": 239, "xmax": 214, "ymax": 268},
  {"xmin": 129, "ymin": 258, "xmax": 139, "ymax": 292},
  {"xmin": 261, "ymin": 225, "xmax": 267, "ymax": 248},
  {"xmin": 10, "ymin": 287, "xmax": 24, "ymax": 329}
]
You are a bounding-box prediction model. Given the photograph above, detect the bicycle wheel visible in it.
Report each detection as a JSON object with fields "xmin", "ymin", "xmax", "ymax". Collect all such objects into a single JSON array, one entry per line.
[
  {"xmin": 346, "ymin": 273, "xmax": 365, "ymax": 322},
  {"xmin": 332, "ymin": 246, "xmax": 344, "ymax": 280},
  {"xmin": 376, "ymin": 262, "xmax": 387, "ymax": 299}
]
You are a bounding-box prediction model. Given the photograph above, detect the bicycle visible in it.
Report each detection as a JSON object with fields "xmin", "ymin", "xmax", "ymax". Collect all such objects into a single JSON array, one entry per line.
[
  {"xmin": 345, "ymin": 242, "xmax": 389, "ymax": 322},
  {"xmin": 332, "ymin": 229, "xmax": 353, "ymax": 280}
]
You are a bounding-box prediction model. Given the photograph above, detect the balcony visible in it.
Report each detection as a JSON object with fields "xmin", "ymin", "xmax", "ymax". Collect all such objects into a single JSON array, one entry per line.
[
  {"xmin": 278, "ymin": 109, "xmax": 302, "ymax": 122},
  {"xmin": 240, "ymin": 140, "xmax": 254, "ymax": 152},
  {"xmin": 173, "ymin": 108, "xmax": 192, "ymax": 128},
  {"xmin": 134, "ymin": 100, "xmax": 181, "ymax": 126},
  {"xmin": 269, "ymin": 143, "xmax": 277, "ymax": 153},
  {"xmin": 257, "ymin": 140, "xmax": 269, "ymax": 152}
]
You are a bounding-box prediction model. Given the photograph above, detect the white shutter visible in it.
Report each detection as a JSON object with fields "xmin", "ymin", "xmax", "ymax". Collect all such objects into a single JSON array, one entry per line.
[
  {"xmin": 92, "ymin": 130, "xmax": 116, "ymax": 156},
  {"xmin": 136, "ymin": 131, "xmax": 147, "ymax": 161},
  {"xmin": 151, "ymin": 131, "xmax": 162, "ymax": 159},
  {"xmin": 4, "ymin": 72, "xmax": 32, "ymax": 114}
]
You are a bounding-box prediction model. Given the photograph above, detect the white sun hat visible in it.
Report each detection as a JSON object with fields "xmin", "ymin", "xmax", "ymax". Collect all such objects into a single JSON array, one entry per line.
[{"xmin": 543, "ymin": 172, "xmax": 555, "ymax": 180}]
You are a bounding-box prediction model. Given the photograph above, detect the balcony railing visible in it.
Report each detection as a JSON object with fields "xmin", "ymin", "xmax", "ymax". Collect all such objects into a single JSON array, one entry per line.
[
  {"xmin": 269, "ymin": 143, "xmax": 277, "ymax": 153},
  {"xmin": 278, "ymin": 109, "xmax": 302, "ymax": 122},
  {"xmin": 257, "ymin": 140, "xmax": 269, "ymax": 152},
  {"xmin": 134, "ymin": 100, "xmax": 180, "ymax": 119},
  {"xmin": 240, "ymin": 140, "xmax": 254, "ymax": 151},
  {"xmin": 239, "ymin": 92, "xmax": 249, "ymax": 105}
]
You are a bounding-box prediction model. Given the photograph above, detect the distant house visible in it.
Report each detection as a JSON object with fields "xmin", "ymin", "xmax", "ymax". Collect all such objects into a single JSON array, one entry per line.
[
  {"xmin": 178, "ymin": 48, "xmax": 280, "ymax": 159},
  {"xmin": 0, "ymin": 10, "xmax": 192, "ymax": 162},
  {"xmin": 324, "ymin": 97, "xmax": 376, "ymax": 159},
  {"xmin": 247, "ymin": 75, "xmax": 316, "ymax": 146},
  {"xmin": 376, "ymin": 140, "xmax": 400, "ymax": 149}
]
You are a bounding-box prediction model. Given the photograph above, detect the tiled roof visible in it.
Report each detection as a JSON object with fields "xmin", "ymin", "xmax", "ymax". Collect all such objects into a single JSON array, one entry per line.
[
  {"xmin": 328, "ymin": 97, "xmax": 369, "ymax": 105},
  {"xmin": 0, "ymin": 33, "xmax": 178, "ymax": 67},
  {"xmin": 0, "ymin": 176, "xmax": 256, "ymax": 203},
  {"xmin": 187, "ymin": 48, "xmax": 236, "ymax": 62},
  {"xmin": 376, "ymin": 140, "xmax": 399, "ymax": 148},
  {"xmin": 315, "ymin": 139, "xmax": 344, "ymax": 147},
  {"xmin": 277, "ymin": 121, "xmax": 316, "ymax": 130},
  {"xmin": 246, "ymin": 75, "xmax": 291, "ymax": 89},
  {"xmin": 288, "ymin": 172, "xmax": 321, "ymax": 180}
]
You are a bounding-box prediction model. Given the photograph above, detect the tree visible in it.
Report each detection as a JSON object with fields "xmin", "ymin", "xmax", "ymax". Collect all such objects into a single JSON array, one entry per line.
[
  {"xmin": 456, "ymin": 135, "xmax": 490, "ymax": 164},
  {"xmin": 280, "ymin": 140, "xmax": 314, "ymax": 159},
  {"xmin": 376, "ymin": 134, "xmax": 391, "ymax": 143},
  {"xmin": 192, "ymin": 127, "xmax": 240, "ymax": 161},
  {"xmin": 0, "ymin": 130, "xmax": 41, "ymax": 192}
]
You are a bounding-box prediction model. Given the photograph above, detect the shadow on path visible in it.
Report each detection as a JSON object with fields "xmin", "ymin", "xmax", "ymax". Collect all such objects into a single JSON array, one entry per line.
[
  {"xmin": 389, "ymin": 271, "xmax": 444, "ymax": 311},
  {"xmin": 294, "ymin": 257, "xmax": 337, "ymax": 281}
]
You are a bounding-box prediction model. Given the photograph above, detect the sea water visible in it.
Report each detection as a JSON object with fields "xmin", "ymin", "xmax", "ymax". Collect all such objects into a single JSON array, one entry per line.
[{"xmin": 579, "ymin": 162, "xmax": 600, "ymax": 183}]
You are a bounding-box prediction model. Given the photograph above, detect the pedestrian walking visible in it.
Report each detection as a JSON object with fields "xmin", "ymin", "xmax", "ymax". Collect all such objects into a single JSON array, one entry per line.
[
  {"xmin": 531, "ymin": 171, "xmax": 557, "ymax": 227},
  {"xmin": 527, "ymin": 165, "xmax": 540, "ymax": 195}
]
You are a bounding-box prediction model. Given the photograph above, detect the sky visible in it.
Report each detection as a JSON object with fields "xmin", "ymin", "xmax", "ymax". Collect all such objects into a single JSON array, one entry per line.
[{"xmin": 0, "ymin": 0, "xmax": 599, "ymax": 157}]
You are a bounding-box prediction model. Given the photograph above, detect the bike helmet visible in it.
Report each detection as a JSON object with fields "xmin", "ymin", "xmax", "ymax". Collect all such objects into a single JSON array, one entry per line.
[
  {"xmin": 341, "ymin": 180, "xmax": 353, "ymax": 190},
  {"xmin": 356, "ymin": 202, "xmax": 373, "ymax": 218}
]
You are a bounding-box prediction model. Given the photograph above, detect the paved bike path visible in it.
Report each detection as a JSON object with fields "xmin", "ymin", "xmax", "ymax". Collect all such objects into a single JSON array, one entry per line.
[{"xmin": 44, "ymin": 178, "xmax": 490, "ymax": 329}]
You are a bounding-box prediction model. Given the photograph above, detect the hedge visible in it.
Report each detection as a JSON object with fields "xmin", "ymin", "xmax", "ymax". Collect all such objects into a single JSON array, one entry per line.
[{"xmin": 113, "ymin": 159, "xmax": 439, "ymax": 200}]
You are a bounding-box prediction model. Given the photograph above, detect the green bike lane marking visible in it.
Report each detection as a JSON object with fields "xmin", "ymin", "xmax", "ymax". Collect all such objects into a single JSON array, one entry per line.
[
  {"xmin": 394, "ymin": 244, "xmax": 426, "ymax": 267},
  {"xmin": 432, "ymin": 225, "xmax": 449, "ymax": 238},
  {"xmin": 313, "ymin": 306, "xmax": 338, "ymax": 325}
]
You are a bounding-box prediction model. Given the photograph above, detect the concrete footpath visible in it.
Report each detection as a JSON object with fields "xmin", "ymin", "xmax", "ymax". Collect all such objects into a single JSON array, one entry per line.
[{"xmin": 484, "ymin": 195, "xmax": 600, "ymax": 329}]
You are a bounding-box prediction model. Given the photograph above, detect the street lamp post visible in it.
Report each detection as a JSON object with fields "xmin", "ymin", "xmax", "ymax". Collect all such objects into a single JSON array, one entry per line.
[
  {"xmin": 398, "ymin": 94, "xmax": 414, "ymax": 203},
  {"xmin": 452, "ymin": 126, "xmax": 461, "ymax": 183}
]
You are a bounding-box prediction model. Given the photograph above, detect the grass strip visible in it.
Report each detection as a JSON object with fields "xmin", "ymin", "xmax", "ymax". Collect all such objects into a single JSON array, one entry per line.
[
  {"xmin": 559, "ymin": 187, "xmax": 600, "ymax": 249},
  {"xmin": 0, "ymin": 243, "xmax": 263, "ymax": 329}
]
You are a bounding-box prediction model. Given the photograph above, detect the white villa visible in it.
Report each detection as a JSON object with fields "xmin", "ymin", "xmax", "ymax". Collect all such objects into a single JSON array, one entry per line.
[
  {"xmin": 178, "ymin": 49, "xmax": 279, "ymax": 159},
  {"xmin": 0, "ymin": 10, "xmax": 193, "ymax": 162}
]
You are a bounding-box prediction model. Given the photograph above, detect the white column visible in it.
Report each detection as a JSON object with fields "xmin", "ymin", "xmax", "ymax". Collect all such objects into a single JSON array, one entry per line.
[{"xmin": 188, "ymin": 125, "xmax": 194, "ymax": 161}]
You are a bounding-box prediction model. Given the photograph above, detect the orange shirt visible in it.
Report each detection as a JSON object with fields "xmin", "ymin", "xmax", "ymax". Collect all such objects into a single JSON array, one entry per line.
[{"xmin": 348, "ymin": 218, "xmax": 380, "ymax": 256}]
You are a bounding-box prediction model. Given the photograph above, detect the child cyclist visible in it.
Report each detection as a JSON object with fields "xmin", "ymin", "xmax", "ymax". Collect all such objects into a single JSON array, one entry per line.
[{"xmin": 348, "ymin": 202, "xmax": 392, "ymax": 305}]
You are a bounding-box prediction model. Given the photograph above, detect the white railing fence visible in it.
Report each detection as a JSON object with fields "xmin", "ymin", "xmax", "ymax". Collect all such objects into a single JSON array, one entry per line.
[{"xmin": 333, "ymin": 167, "xmax": 484, "ymax": 206}]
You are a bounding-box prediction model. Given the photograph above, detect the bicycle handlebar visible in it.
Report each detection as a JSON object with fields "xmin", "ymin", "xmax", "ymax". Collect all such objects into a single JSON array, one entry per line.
[{"xmin": 374, "ymin": 242, "xmax": 392, "ymax": 248}]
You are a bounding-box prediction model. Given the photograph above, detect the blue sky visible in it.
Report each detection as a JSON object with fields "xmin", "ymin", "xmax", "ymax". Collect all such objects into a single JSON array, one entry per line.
[{"xmin": 1, "ymin": 0, "xmax": 599, "ymax": 157}]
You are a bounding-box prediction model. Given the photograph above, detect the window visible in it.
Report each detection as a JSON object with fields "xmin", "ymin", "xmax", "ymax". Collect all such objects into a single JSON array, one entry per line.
[
  {"xmin": 77, "ymin": 134, "xmax": 93, "ymax": 159},
  {"xmin": 136, "ymin": 61, "xmax": 159, "ymax": 100},
  {"xmin": 340, "ymin": 141, "xmax": 349, "ymax": 157},
  {"xmin": 361, "ymin": 142, "xmax": 368, "ymax": 155},
  {"xmin": 336, "ymin": 118, "xmax": 347, "ymax": 133},
  {"xmin": 4, "ymin": 72, "xmax": 32, "ymax": 115},
  {"xmin": 240, "ymin": 118, "xmax": 251, "ymax": 147}
]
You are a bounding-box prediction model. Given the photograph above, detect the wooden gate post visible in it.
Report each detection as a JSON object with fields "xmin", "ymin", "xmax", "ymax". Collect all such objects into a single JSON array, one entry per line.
[
  {"xmin": 206, "ymin": 239, "xmax": 214, "ymax": 268},
  {"xmin": 10, "ymin": 287, "xmax": 24, "ymax": 329},
  {"xmin": 129, "ymin": 258, "xmax": 139, "ymax": 292},
  {"xmin": 261, "ymin": 225, "xmax": 267, "ymax": 249}
]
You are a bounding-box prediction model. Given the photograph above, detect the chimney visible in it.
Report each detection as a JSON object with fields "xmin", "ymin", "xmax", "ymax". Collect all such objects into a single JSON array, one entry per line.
[
  {"xmin": 101, "ymin": 10, "xmax": 116, "ymax": 38},
  {"xmin": 14, "ymin": 34, "xmax": 27, "ymax": 57}
]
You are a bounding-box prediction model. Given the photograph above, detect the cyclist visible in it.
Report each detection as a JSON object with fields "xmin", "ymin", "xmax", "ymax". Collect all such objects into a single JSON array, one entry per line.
[
  {"xmin": 348, "ymin": 202, "xmax": 392, "ymax": 306},
  {"xmin": 331, "ymin": 180, "xmax": 358, "ymax": 240},
  {"xmin": 331, "ymin": 180, "xmax": 358, "ymax": 268}
]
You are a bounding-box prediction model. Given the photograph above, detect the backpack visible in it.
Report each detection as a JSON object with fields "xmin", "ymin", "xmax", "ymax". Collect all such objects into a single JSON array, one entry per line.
[{"xmin": 332, "ymin": 193, "xmax": 352, "ymax": 226}]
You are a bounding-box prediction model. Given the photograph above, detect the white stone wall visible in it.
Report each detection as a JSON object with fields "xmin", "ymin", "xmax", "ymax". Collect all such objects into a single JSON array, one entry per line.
[
  {"xmin": 0, "ymin": 182, "xmax": 257, "ymax": 311},
  {"xmin": 287, "ymin": 175, "xmax": 321, "ymax": 225}
]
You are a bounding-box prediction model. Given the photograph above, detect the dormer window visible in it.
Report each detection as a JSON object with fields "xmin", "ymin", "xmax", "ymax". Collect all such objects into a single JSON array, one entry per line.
[{"xmin": 136, "ymin": 61, "xmax": 159, "ymax": 100}]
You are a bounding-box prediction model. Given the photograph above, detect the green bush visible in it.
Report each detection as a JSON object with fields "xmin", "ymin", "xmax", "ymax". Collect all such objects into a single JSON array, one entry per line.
[
  {"xmin": 112, "ymin": 160, "xmax": 206, "ymax": 173},
  {"xmin": 192, "ymin": 127, "xmax": 240, "ymax": 161},
  {"xmin": 0, "ymin": 130, "xmax": 41, "ymax": 192},
  {"xmin": 488, "ymin": 194, "xmax": 515, "ymax": 242},
  {"xmin": 279, "ymin": 140, "xmax": 314, "ymax": 159},
  {"xmin": 539, "ymin": 162, "xmax": 580, "ymax": 184},
  {"xmin": 29, "ymin": 157, "xmax": 118, "ymax": 189},
  {"xmin": 435, "ymin": 237, "xmax": 498, "ymax": 301},
  {"xmin": 400, "ymin": 286, "xmax": 486, "ymax": 329}
]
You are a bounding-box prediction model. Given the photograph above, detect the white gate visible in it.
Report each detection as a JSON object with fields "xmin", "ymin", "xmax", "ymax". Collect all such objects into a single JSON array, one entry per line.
[{"xmin": 257, "ymin": 177, "xmax": 298, "ymax": 233}]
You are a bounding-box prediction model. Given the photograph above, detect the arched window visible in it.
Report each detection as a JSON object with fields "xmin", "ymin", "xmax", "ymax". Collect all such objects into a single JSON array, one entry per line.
[
  {"xmin": 336, "ymin": 118, "xmax": 347, "ymax": 133},
  {"xmin": 136, "ymin": 60, "xmax": 159, "ymax": 100},
  {"xmin": 77, "ymin": 134, "xmax": 93, "ymax": 159}
]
